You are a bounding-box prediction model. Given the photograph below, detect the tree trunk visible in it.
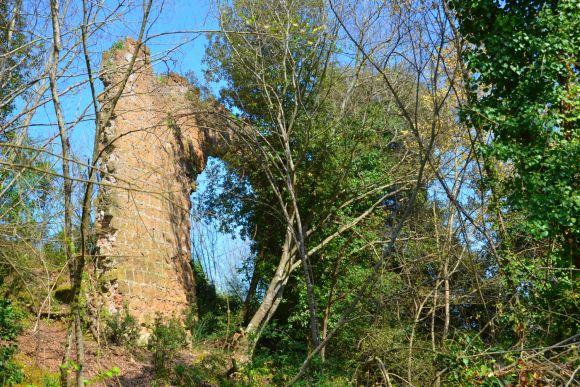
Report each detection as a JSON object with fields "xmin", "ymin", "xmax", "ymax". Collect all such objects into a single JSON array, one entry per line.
[
  {"xmin": 48, "ymin": 1, "xmax": 77, "ymax": 384},
  {"xmin": 321, "ymin": 253, "xmax": 342, "ymax": 361},
  {"xmin": 233, "ymin": 227, "xmax": 295, "ymax": 365},
  {"xmin": 241, "ymin": 253, "xmax": 262, "ymax": 324}
]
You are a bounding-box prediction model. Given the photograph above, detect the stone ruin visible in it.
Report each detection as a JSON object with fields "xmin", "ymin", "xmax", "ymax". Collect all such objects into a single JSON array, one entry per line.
[{"xmin": 93, "ymin": 38, "xmax": 229, "ymax": 325}]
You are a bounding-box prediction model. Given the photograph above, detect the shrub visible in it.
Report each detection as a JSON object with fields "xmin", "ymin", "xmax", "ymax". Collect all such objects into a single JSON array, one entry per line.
[
  {"xmin": 41, "ymin": 373, "xmax": 61, "ymax": 387},
  {"xmin": 185, "ymin": 308, "xmax": 234, "ymax": 344},
  {"xmin": 172, "ymin": 352, "xmax": 232, "ymax": 387},
  {"xmin": 0, "ymin": 299, "xmax": 24, "ymax": 385},
  {"xmin": 148, "ymin": 315, "xmax": 187, "ymax": 380},
  {"xmin": 85, "ymin": 366, "xmax": 121, "ymax": 385},
  {"xmin": 110, "ymin": 40, "xmax": 124, "ymax": 51},
  {"xmin": 0, "ymin": 299, "xmax": 23, "ymax": 341},
  {"xmin": 105, "ymin": 307, "xmax": 140, "ymax": 348},
  {"xmin": 183, "ymin": 306, "xmax": 204, "ymax": 344}
]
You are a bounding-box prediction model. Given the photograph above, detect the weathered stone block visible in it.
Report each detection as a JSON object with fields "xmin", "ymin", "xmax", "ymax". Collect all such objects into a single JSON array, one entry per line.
[{"xmin": 117, "ymin": 280, "xmax": 130, "ymax": 295}]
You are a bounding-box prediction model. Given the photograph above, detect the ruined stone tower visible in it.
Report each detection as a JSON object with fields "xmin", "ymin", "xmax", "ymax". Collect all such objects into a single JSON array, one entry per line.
[{"xmin": 94, "ymin": 38, "xmax": 228, "ymax": 324}]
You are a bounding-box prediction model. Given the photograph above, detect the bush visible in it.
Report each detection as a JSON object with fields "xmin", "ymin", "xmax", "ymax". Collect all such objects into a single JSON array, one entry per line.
[
  {"xmin": 172, "ymin": 354, "xmax": 231, "ymax": 387},
  {"xmin": 0, "ymin": 299, "xmax": 24, "ymax": 385},
  {"xmin": 148, "ymin": 315, "xmax": 187, "ymax": 380},
  {"xmin": 105, "ymin": 307, "xmax": 140, "ymax": 348},
  {"xmin": 185, "ymin": 308, "xmax": 234, "ymax": 345},
  {"xmin": 184, "ymin": 306, "xmax": 204, "ymax": 344},
  {"xmin": 0, "ymin": 299, "xmax": 23, "ymax": 341},
  {"xmin": 41, "ymin": 373, "xmax": 61, "ymax": 387},
  {"xmin": 0, "ymin": 346, "xmax": 23, "ymax": 386}
]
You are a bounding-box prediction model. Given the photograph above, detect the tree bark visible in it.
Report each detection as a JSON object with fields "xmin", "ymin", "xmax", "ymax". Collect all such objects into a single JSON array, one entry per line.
[
  {"xmin": 48, "ymin": 1, "xmax": 77, "ymax": 384},
  {"xmin": 233, "ymin": 225, "xmax": 295, "ymax": 364},
  {"xmin": 241, "ymin": 253, "xmax": 262, "ymax": 325}
]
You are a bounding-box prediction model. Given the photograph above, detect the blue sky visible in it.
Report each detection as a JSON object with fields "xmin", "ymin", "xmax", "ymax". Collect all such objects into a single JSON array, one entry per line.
[
  {"xmin": 48, "ymin": 0, "xmax": 220, "ymax": 160},
  {"xmin": 22, "ymin": 0, "xmax": 249, "ymax": 292},
  {"xmin": 15, "ymin": 0, "xmax": 487, "ymax": 294},
  {"xmin": 23, "ymin": 1, "xmax": 218, "ymax": 151},
  {"xmin": 143, "ymin": 0, "xmax": 250, "ymax": 292}
]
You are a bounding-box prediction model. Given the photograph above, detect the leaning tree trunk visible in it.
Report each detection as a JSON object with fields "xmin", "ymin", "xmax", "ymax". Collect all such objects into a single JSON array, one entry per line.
[{"xmin": 232, "ymin": 227, "xmax": 294, "ymax": 366}]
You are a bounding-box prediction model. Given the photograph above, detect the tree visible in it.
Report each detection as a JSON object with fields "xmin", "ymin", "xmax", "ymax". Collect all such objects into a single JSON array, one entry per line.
[
  {"xmin": 207, "ymin": 0, "xmax": 332, "ymax": 357},
  {"xmin": 0, "ymin": 0, "xmax": 34, "ymax": 126},
  {"xmin": 453, "ymin": 0, "xmax": 579, "ymax": 268},
  {"xmin": 1, "ymin": 1, "xmax": 155, "ymax": 385},
  {"xmin": 205, "ymin": 0, "xmax": 423, "ymax": 366},
  {"xmin": 453, "ymin": 0, "xmax": 579, "ymax": 340}
]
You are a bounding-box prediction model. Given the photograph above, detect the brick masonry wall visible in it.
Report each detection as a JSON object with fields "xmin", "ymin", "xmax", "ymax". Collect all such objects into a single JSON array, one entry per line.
[{"xmin": 94, "ymin": 38, "xmax": 227, "ymax": 326}]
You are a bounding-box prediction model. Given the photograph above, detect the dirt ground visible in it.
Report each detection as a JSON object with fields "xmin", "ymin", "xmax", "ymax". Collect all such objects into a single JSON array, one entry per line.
[{"xmin": 16, "ymin": 319, "xmax": 154, "ymax": 386}]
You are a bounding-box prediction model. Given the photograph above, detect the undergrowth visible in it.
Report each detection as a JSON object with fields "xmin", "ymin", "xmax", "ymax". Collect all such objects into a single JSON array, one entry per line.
[
  {"xmin": 0, "ymin": 299, "xmax": 24, "ymax": 385},
  {"xmin": 105, "ymin": 306, "xmax": 140, "ymax": 348}
]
